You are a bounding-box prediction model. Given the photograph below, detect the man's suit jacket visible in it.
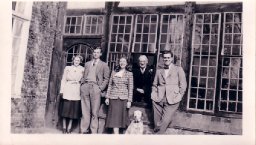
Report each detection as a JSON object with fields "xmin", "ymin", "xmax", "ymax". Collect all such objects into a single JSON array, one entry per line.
[
  {"xmin": 81, "ymin": 60, "xmax": 110, "ymax": 91},
  {"xmin": 106, "ymin": 70, "xmax": 134, "ymax": 102},
  {"xmin": 151, "ymin": 64, "xmax": 187, "ymax": 104},
  {"xmin": 133, "ymin": 66, "xmax": 153, "ymax": 98}
]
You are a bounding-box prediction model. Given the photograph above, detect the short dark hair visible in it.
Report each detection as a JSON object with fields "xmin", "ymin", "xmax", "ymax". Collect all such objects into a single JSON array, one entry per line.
[
  {"xmin": 93, "ymin": 46, "xmax": 102, "ymax": 52},
  {"xmin": 162, "ymin": 50, "xmax": 174, "ymax": 57}
]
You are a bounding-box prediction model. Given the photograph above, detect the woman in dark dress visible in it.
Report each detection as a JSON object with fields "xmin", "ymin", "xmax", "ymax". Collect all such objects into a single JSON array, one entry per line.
[{"xmin": 105, "ymin": 57, "xmax": 134, "ymax": 134}]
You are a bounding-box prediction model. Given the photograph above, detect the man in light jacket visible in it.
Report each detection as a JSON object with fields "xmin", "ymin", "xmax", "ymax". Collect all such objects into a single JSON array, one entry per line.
[{"xmin": 151, "ymin": 50, "xmax": 187, "ymax": 134}]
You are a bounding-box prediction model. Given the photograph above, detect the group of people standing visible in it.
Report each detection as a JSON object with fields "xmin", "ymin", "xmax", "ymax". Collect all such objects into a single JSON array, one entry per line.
[{"xmin": 58, "ymin": 46, "xmax": 187, "ymax": 134}]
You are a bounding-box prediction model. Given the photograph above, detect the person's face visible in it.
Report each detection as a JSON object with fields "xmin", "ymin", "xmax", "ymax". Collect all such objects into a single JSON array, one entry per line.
[
  {"xmin": 73, "ymin": 57, "xmax": 81, "ymax": 66},
  {"xmin": 139, "ymin": 58, "xmax": 147, "ymax": 68},
  {"xmin": 119, "ymin": 58, "xmax": 128, "ymax": 69},
  {"xmin": 93, "ymin": 48, "xmax": 102, "ymax": 59},
  {"xmin": 163, "ymin": 53, "xmax": 173, "ymax": 66}
]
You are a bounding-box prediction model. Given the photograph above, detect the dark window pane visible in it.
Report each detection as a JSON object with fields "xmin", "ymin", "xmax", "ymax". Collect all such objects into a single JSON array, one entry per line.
[
  {"xmin": 113, "ymin": 16, "xmax": 119, "ymax": 24},
  {"xmin": 211, "ymin": 24, "xmax": 218, "ymax": 34},
  {"xmin": 65, "ymin": 26, "xmax": 70, "ymax": 33},
  {"xmin": 91, "ymin": 25, "xmax": 96, "ymax": 34},
  {"xmin": 239, "ymin": 68, "xmax": 242, "ymax": 79},
  {"xmin": 238, "ymin": 91, "xmax": 242, "ymax": 101},
  {"xmin": 224, "ymin": 34, "xmax": 232, "ymax": 44},
  {"xmin": 71, "ymin": 17, "xmax": 76, "ymax": 24},
  {"xmin": 204, "ymin": 14, "xmax": 211, "ymax": 23},
  {"xmin": 189, "ymin": 99, "xmax": 196, "ymax": 108},
  {"xmin": 191, "ymin": 77, "xmax": 198, "ymax": 87},
  {"xmin": 229, "ymin": 90, "xmax": 237, "ymax": 101},
  {"xmin": 193, "ymin": 56, "xmax": 200, "ymax": 65},
  {"xmin": 208, "ymin": 78, "xmax": 215, "ymax": 88},
  {"xmin": 197, "ymin": 99, "xmax": 205, "ymax": 109},
  {"xmin": 237, "ymin": 103, "xmax": 242, "ymax": 112},
  {"xmin": 150, "ymin": 24, "xmax": 156, "ymax": 33},
  {"xmin": 206, "ymin": 101, "xmax": 213, "ymax": 110},
  {"xmin": 142, "ymin": 34, "xmax": 148, "ymax": 43},
  {"xmin": 234, "ymin": 13, "xmax": 242, "ymax": 22},
  {"xmin": 12, "ymin": 2, "xmax": 17, "ymax": 10},
  {"xmin": 223, "ymin": 58, "xmax": 230, "ymax": 66},
  {"xmin": 110, "ymin": 43, "xmax": 115, "ymax": 52},
  {"xmin": 220, "ymin": 101, "xmax": 227, "ymax": 111},
  {"xmin": 195, "ymin": 24, "xmax": 202, "ymax": 34},
  {"xmin": 221, "ymin": 90, "xmax": 228, "ymax": 100},
  {"xmin": 201, "ymin": 45, "xmax": 209, "ymax": 55},
  {"xmin": 210, "ymin": 45, "xmax": 217, "ymax": 55},
  {"xmin": 230, "ymin": 79, "xmax": 238, "ymax": 89},
  {"xmin": 211, "ymin": 35, "xmax": 218, "ymax": 44},
  {"xmin": 144, "ymin": 15, "xmax": 150, "ymax": 23},
  {"xmin": 192, "ymin": 66, "xmax": 199, "ymax": 76},
  {"xmin": 134, "ymin": 43, "xmax": 140, "ymax": 52},
  {"xmin": 70, "ymin": 26, "xmax": 75, "ymax": 33},
  {"xmin": 149, "ymin": 34, "xmax": 155, "ymax": 43},
  {"xmin": 198, "ymin": 89, "xmax": 206, "ymax": 99},
  {"xmin": 111, "ymin": 34, "xmax": 116, "ymax": 42},
  {"xmin": 209, "ymin": 57, "xmax": 216, "ymax": 66},
  {"xmin": 201, "ymin": 56, "xmax": 208, "ymax": 66},
  {"xmin": 135, "ymin": 34, "xmax": 141, "ymax": 42},
  {"xmin": 77, "ymin": 17, "xmax": 81, "ymax": 24},
  {"xmin": 125, "ymin": 25, "xmax": 131, "ymax": 33},
  {"xmin": 190, "ymin": 88, "xmax": 198, "ymax": 98},
  {"xmin": 234, "ymin": 23, "xmax": 242, "ymax": 33},
  {"xmin": 162, "ymin": 24, "xmax": 168, "ymax": 33},
  {"xmin": 127, "ymin": 16, "xmax": 132, "ymax": 24},
  {"xmin": 226, "ymin": 13, "xmax": 233, "ymax": 22},
  {"xmin": 124, "ymin": 34, "xmax": 130, "ymax": 42},
  {"xmin": 223, "ymin": 45, "xmax": 232, "ymax": 55},
  {"xmin": 112, "ymin": 25, "xmax": 118, "ymax": 33},
  {"xmin": 232, "ymin": 45, "xmax": 241, "ymax": 55},
  {"xmin": 162, "ymin": 15, "xmax": 169, "ymax": 23},
  {"xmin": 92, "ymin": 17, "xmax": 97, "ymax": 24},
  {"xmin": 199, "ymin": 78, "xmax": 206, "ymax": 88},
  {"xmin": 225, "ymin": 24, "xmax": 233, "ymax": 33},
  {"xmin": 194, "ymin": 35, "xmax": 202, "ymax": 44},
  {"xmin": 202, "ymin": 35, "xmax": 209, "ymax": 44},
  {"xmin": 203, "ymin": 24, "xmax": 210, "ymax": 34},
  {"xmin": 116, "ymin": 44, "xmax": 122, "ymax": 52},
  {"xmin": 151, "ymin": 15, "xmax": 157, "ymax": 23},
  {"xmin": 76, "ymin": 26, "xmax": 81, "ymax": 33},
  {"xmin": 118, "ymin": 25, "xmax": 124, "ymax": 33},
  {"xmin": 222, "ymin": 78, "xmax": 229, "ymax": 89},
  {"xmin": 239, "ymin": 79, "xmax": 242, "ymax": 90},
  {"xmin": 200, "ymin": 67, "xmax": 207, "ymax": 77},
  {"xmin": 212, "ymin": 14, "xmax": 219, "ymax": 23},
  {"xmin": 196, "ymin": 14, "xmax": 203, "ymax": 23},
  {"xmin": 137, "ymin": 24, "xmax": 142, "ymax": 33},
  {"xmin": 142, "ymin": 44, "xmax": 148, "ymax": 52},
  {"xmin": 233, "ymin": 34, "xmax": 241, "ymax": 44},
  {"xmin": 228, "ymin": 102, "xmax": 236, "ymax": 112},
  {"xmin": 66, "ymin": 17, "xmax": 71, "ymax": 24},
  {"xmin": 120, "ymin": 16, "xmax": 125, "ymax": 24},
  {"xmin": 161, "ymin": 34, "xmax": 167, "ymax": 43},
  {"xmin": 206, "ymin": 89, "xmax": 214, "ymax": 99},
  {"xmin": 208, "ymin": 67, "xmax": 216, "ymax": 77}
]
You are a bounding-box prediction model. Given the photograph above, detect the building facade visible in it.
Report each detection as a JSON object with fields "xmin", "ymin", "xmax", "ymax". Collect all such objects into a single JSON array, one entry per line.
[{"xmin": 11, "ymin": 2, "xmax": 242, "ymax": 134}]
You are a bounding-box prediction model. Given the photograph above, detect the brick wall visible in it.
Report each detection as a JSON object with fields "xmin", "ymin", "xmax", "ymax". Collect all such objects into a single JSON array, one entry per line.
[{"xmin": 11, "ymin": 2, "xmax": 66, "ymax": 133}]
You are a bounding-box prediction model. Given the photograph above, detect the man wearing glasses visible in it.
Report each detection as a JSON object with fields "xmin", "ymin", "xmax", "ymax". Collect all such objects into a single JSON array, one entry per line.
[{"xmin": 151, "ymin": 50, "xmax": 187, "ymax": 134}]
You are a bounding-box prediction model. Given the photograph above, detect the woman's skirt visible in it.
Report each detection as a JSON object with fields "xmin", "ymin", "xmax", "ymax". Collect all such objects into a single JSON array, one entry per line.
[
  {"xmin": 59, "ymin": 99, "xmax": 82, "ymax": 119},
  {"xmin": 105, "ymin": 98, "xmax": 129, "ymax": 128}
]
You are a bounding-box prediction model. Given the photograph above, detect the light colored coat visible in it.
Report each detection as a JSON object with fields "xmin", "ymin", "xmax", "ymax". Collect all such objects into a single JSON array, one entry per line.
[
  {"xmin": 106, "ymin": 71, "xmax": 133, "ymax": 102},
  {"xmin": 151, "ymin": 65, "xmax": 187, "ymax": 104},
  {"xmin": 60, "ymin": 65, "xmax": 84, "ymax": 100}
]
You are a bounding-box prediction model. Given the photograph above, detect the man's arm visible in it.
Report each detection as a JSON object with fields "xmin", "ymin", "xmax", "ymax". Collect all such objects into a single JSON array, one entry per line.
[
  {"xmin": 178, "ymin": 67, "xmax": 187, "ymax": 96},
  {"xmin": 99, "ymin": 63, "xmax": 110, "ymax": 91}
]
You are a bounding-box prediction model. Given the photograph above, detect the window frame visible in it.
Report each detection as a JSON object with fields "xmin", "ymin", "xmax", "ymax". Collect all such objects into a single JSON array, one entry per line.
[
  {"xmin": 63, "ymin": 15, "xmax": 83, "ymax": 35},
  {"xmin": 12, "ymin": 2, "xmax": 33, "ymax": 98},
  {"xmin": 83, "ymin": 15, "xmax": 105, "ymax": 35}
]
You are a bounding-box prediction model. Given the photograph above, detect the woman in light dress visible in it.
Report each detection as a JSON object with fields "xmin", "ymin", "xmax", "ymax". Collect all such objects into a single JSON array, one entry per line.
[{"xmin": 59, "ymin": 55, "xmax": 84, "ymax": 134}]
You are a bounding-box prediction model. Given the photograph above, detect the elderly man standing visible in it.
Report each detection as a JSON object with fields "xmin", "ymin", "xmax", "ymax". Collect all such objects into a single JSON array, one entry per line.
[
  {"xmin": 80, "ymin": 47, "xmax": 110, "ymax": 134},
  {"xmin": 133, "ymin": 55, "xmax": 154, "ymax": 107},
  {"xmin": 151, "ymin": 50, "xmax": 187, "ymax": 134}
]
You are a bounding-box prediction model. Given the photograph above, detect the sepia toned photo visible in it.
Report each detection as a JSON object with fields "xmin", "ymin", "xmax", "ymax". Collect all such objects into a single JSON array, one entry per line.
[
  {"xmin": 11, "ymin": 1, "xmax": 244, "ymax": 135},
  {"xmin": 3, "ymin": 0, "xmax": 255, "ymax": 145}
]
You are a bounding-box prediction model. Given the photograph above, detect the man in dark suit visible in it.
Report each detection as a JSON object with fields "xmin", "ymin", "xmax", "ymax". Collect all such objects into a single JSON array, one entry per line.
[
  {"xmin": 151, "ymin": 50, "xmax": 187, "ymax": 134},
  {"xmin": 133, "ymin": 55, "xmax": 154, "ymax": 107},
  {"xmin": 80, "ymin": 47, "xmax": 110, "ymax": 134}
]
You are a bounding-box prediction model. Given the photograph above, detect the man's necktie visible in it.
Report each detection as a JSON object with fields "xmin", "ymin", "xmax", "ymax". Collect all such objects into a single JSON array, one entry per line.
[{"xmin": 164, "ymin": 65, "xmax": 169, "ymax": 69}]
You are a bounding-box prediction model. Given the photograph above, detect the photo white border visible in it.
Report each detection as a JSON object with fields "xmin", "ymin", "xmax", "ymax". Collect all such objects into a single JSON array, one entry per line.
[{"xmin": 0, "ymin": 0, "xmax": 255, "ymax": 145}]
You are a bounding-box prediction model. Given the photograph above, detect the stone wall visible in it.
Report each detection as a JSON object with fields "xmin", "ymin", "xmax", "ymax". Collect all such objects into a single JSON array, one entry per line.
[{"xmin": 11, "ymin": 2, "xmax": 67, "ymax": 133}]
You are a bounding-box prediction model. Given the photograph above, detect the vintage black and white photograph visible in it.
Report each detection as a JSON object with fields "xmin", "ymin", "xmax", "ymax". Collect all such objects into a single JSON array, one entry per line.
[{"xmin": 1, "ymin": 0, "xmax": 255, "ymax": 144}]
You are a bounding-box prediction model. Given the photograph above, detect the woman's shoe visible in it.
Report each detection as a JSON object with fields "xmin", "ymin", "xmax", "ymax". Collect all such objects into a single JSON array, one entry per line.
[
  {"xmin": 67, "ymin": 129, "xmax": 72, "ymax": 134},
  {"xmin": 62, "ymin": 128, "xmax": 67, "ymax": 134}
]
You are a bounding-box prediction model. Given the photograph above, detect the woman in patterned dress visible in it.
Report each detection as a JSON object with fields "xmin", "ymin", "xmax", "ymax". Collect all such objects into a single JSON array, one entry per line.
[{"xmin": 105, "ymin": 57, "xmax": 134, "ymax": 134}]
